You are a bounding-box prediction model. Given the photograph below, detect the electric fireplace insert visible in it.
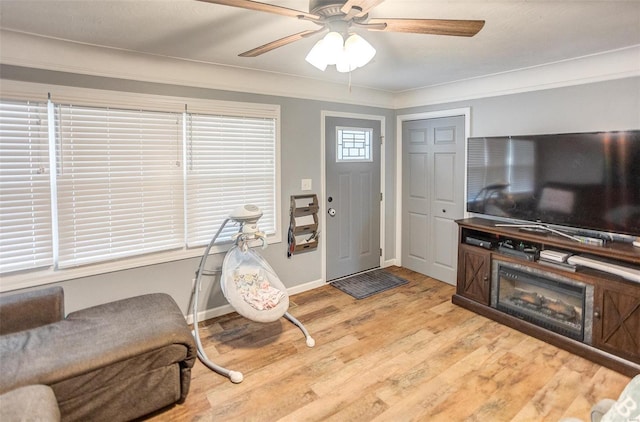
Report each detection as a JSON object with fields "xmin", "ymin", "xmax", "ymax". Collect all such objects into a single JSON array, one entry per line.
[{"xmin": 491, "ymin": 260, "xmax": 594, "ymax": 343}]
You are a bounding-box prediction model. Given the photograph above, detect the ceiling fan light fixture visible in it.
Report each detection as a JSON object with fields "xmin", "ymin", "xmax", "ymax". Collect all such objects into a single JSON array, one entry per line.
[
  {"xmin": 344, "ymin": 33, "xmax": 376, "ymax": 69},
  {"xmin": 305, "ymin": 31, "xmax": 344, "ymax": 70},
  {"xmin": 305, "ymin": 31, "xmax": 376, "ymax": 72},
  {"xmin": 335, "ymin": 50, "xmax": 352, "ymax": 73},
  {"xmin": 322, "ymin": 31, "xmax": 345, "ymax": 65},
  {"xmin": 305, "ymin": 39, "xmax": 329, "ymax": 71}
]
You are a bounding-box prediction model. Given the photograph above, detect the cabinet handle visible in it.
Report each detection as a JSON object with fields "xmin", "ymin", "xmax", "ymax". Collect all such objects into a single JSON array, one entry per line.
[
  {"xmin": 594, "ymin": 310, "xmax": 601, "ymax": 319},
  {"xmin": 483, "ymin": 276, "xmax": 489, "ymax": 282}
]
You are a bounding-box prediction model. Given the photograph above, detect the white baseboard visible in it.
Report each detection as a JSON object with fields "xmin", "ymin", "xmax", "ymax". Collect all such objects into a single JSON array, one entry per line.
[
  {"xmin": 186, "ymin": 277, "xmax": 325, "ymax": 324},
  {"xmin": 383, "ymin": 258, "xmax": 400, "ymax": 267},
  {"xmin": 186, "ymin": 303, "xmax": 235, "ymax": 325},
  {"xmin": 287, "ymin": 277, "xmax": 327, "ymax": 296}
]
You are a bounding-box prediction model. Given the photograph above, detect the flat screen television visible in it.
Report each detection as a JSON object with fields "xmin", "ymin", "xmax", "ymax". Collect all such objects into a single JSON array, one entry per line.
[{"xmin": 466, "ymin": 130, "xmax": 640, "ymax": 238}]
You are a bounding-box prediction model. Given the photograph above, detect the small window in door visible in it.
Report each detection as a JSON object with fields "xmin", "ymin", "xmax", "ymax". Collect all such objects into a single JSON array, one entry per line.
[{"xmin": 336, "ymin": 127, "xmax": 373, "ymax": 162}]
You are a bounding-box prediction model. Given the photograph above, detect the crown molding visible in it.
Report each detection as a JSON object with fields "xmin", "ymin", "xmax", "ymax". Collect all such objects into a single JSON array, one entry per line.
[
  {"xmin": 1, "ymin": 30, "xmax": 638, "ymax": 110},
  {"xmin": 0, "ymin": 30, "xmax": 394, "ymax": 108},
  {"xmin": 393, "ymin": 45, "xmax": 640, "ymax": 109}
]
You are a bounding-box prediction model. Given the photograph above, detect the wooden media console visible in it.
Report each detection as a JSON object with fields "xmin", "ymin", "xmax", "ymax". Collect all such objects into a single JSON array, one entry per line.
[{"xmin": 453, "ymin": 217, "xmax": 640, "ymax": 376}]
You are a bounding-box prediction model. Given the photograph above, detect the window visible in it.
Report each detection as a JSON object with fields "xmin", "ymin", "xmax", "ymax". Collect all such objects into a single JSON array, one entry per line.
[
  {"xmin": 336, "ymin": 127, "xmax": 372, "ymax": 162},
  {"xmin": 186, "ymin": 114, "xmax": 277, "ymax": 246},
  {"xmin": 0, "ymin": 100, "xmax": 52, "ymax": 274},
  {"xmin": 0, "ymin": 90, "xmax": 279, "ymax": 283},
  {"xmin": 55, "ymin": 104, "xmax": 185, "ymax": 268}
]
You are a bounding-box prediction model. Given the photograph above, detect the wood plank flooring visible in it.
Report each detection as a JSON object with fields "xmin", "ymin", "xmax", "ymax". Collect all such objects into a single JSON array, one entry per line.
[{"xmin": 147, "ymin": 267, "xmax": 631, "ymax": 422}]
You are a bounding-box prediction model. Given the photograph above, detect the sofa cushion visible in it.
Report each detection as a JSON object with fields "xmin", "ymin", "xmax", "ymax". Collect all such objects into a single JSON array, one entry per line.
[
  {"xmin": 601, "ymin": 375, "xmax": 640, "ymax": 422},
  {"xmin": 0, "ymin": 384, "xmax": 60, "ymax": 421}
]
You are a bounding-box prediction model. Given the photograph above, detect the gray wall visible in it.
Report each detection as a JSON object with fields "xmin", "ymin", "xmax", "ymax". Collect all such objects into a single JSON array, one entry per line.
[
  {"xmin": 398, "ymin": 77, "xmax": 640, "ymax": 136},
  {"xmin": 2, "ymin": 65, "xmax": 638, "ymax": 317},
  {"xmin": 0, "ymin": 65, "xmax": 397, "ymax": 315}
]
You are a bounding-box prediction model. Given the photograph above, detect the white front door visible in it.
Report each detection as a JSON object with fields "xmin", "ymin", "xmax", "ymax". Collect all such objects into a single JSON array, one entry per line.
[
  {"xmin": 401, "ymin": 115, "xmax": 465, "ymax": 285},
  {"xmin": 325, "ymin": 116, "xmax": 381, "ymax": 281}
]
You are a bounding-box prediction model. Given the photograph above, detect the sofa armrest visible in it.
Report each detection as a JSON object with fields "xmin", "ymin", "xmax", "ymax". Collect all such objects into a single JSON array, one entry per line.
[
  {"xmin": 0, "ymin": 286, "xmax": 64, "ymax": 335},
  {"xmin": 0, "ymin": 293, "xmax": 196, "ymax": 397}
]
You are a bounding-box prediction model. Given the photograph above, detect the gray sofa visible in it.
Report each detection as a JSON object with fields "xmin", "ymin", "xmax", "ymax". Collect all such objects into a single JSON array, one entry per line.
[{"xmin": 0, "ymin": 286, "xmax": 196, "ymax": 421}]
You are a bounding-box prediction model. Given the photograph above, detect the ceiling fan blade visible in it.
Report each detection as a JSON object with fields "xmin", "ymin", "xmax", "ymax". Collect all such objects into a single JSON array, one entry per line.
[
  {"xmin": 197, "ymin": 0, "xmax": 320, "ymax": 20},
  {"xmin": 340, "ymin": 0, "xmax": 385, "ymax": 17},
  {"xmin": 367, "ymin": 18, "xmax": 485, "ymax": 37},
  {"xmin": 239, "ymin": 28, "xmax": 326, "ymax": 57}
]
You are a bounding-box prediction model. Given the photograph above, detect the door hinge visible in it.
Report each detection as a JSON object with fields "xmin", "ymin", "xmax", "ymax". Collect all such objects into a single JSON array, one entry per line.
[
  {"xmin": 380, "ymin": 135, "xmax": 384, "ymax": 145},
  {"xmin": 380, "ymin": 192, "xmax": 383, "ymax": 201},
  {"xmin": 380, "ymin": 248, "xmax": 383, "ymax": 257}
]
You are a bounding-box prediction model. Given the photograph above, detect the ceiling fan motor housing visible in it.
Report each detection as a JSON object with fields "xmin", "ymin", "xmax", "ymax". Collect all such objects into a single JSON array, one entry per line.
[{"xmin": 309, "ymin": 0, "xmax": 348, "ymax": 18}]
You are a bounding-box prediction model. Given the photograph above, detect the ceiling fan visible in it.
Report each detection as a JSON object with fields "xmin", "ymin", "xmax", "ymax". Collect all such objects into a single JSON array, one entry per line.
[{"xmin": 197, "ymin": 0, "xmax": 485, "ymax": 58}]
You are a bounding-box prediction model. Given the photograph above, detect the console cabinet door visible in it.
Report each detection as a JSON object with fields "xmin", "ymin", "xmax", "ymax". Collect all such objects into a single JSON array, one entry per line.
[
  {"xmin": 593, "ymin": 280, "xmax": 640, "ymax": 363},
  {"xmin": 457, "ymin": 244, "xmax": 491, "ymax": 305}
]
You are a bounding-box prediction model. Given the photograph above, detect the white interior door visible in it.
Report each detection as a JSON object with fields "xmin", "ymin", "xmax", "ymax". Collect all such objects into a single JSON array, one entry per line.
[
  {"xmin": 325, "ymin": 116, "xmax": 381, "ymax": 281},
  {"xmin": 401, "ymin": 115, "xmax": 465, "ymax": 284}
]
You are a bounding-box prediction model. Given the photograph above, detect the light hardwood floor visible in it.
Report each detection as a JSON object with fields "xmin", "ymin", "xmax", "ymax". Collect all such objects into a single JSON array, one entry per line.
[{"xmin": 148, "ymin": 266, "xmax": 631, "ymax": 422}]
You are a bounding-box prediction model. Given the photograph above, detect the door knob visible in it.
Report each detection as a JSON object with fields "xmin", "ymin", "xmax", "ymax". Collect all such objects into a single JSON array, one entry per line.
[{"xmin": 328, "ymin": 208, "xmax": 336, "ymax": 217}]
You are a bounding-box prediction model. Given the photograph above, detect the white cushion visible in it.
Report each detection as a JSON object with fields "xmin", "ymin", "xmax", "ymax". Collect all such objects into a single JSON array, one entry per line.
[{"xmin": 601, "ymin": 375, "xmax": 640, "ymax": 422}]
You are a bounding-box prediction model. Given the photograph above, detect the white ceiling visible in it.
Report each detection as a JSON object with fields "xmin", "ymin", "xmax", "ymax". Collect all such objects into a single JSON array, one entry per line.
[{"xmin": 1, "ymin": 0, "xmax": 639, "ymax": 93}]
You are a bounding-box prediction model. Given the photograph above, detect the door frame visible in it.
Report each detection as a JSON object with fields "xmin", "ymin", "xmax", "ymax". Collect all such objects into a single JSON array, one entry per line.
[
  {"xmin": 321, "ymin": 110, "xmax": 386, "ymax": 283},
  {"xmin": 395, "ymin": 107, "xmax": 471, "ymax": 266}
]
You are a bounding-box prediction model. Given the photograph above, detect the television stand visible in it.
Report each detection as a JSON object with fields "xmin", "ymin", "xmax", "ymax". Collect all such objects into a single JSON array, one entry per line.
[{"xmin": 453, "ymin": 217, "xmax": 640, "ymax": 377}]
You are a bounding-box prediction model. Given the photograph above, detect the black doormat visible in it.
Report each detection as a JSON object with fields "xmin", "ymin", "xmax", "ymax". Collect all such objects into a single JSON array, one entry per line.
[{"xmin": 330, "ymin": 269, "xmax": 409, "ymax": 299}]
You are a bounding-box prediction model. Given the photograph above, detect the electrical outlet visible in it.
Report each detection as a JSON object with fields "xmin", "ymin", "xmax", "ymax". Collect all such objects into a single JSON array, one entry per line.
[{"xmin": 301, "ymin": 179, "xmax": 312, "ymax": 191}]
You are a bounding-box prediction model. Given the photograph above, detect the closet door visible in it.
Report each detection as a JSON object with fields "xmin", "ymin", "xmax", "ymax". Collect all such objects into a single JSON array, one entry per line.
[{"xmin": 402, "ymin": 115, "xmax": 465, "ymax": 285}]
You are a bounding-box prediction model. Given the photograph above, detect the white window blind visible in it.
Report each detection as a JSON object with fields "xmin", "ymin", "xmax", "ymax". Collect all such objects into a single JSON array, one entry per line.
[
  {"xmin": 467, "ymin": 138, "xmax": 489, "ymax": 202},
  {"xmin": 0, "ymin": 99, "xmax": 53, "ymax": 273},
  {"xmin": 186, "ymin": 113, "xmax": 277, "ymax": 247},
  {"xmin": 467, "ymin": 138, "xmax": 509, "ymax": 202},
  {"xmin": 55, "ymin": 104, "xmax": 184, "ymax": 268},
  {"xmin": 468, "ymin": 137, "xmax": 536, "ymax": 203},
  {"xmin": 0, "ymin": 87, "xmax": 281, "ymax": 281},
  {"xmin": 507, "ymin": 139, "xmax": 535, "ymax": 194}
]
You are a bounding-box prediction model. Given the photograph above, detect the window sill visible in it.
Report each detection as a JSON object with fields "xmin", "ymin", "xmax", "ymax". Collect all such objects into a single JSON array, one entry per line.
[{"xmin": 0, "ymin": 235, "xmax": 281, "ymax": 293}]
